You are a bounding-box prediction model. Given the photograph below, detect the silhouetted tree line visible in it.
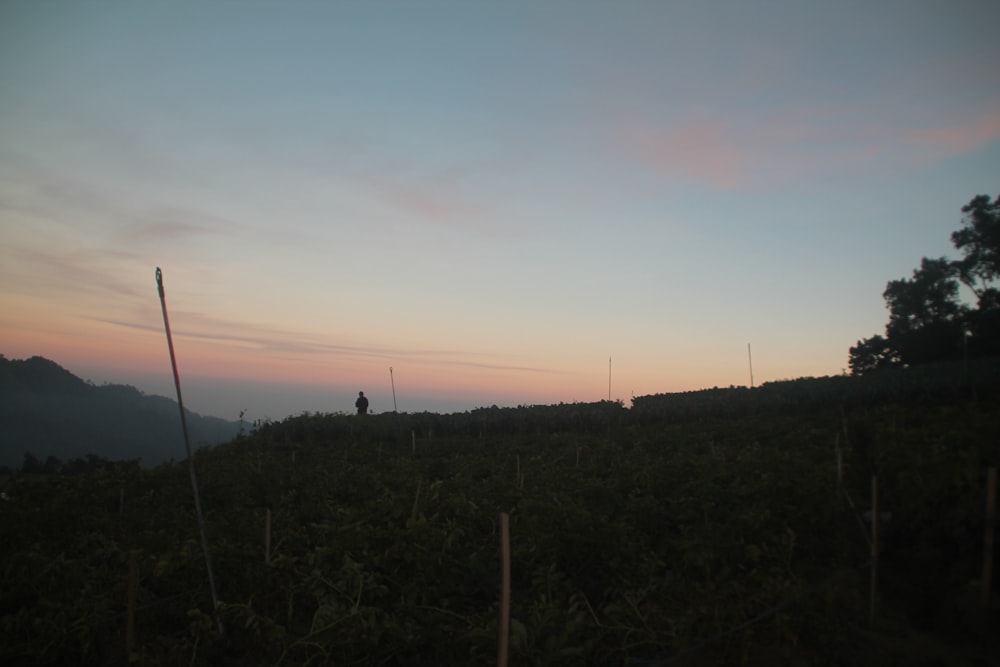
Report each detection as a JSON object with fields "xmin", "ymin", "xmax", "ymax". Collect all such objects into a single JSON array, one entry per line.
[
  {"xmin": 14, "ymin": 452, "xmax": 139, "ymax": 476},
  {"xmin": 849, "ymin": 193, "xmax": 1000, "ymax": 374},
  {"xmin": 632, "ymin": 357, "xmax": 1000, "ymax": 424},
  {"xmin": 253, "ymin": 400, "xmax": 629, "ymax": 444},
  {"xmin": 248, "ymin": 357, "xmax": 1000, "ymax": 444}
]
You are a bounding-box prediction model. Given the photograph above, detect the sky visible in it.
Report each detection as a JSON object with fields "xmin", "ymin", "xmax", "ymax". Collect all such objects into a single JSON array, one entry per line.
[{"xmin": 1, "ymin": 1, "xmax": 999, "ymax": 422}]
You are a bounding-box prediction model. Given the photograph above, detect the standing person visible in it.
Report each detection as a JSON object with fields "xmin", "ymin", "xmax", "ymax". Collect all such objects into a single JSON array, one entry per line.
[{"xmin": 355, "ymin": 391, "xmax": 369, "ymax": 415}]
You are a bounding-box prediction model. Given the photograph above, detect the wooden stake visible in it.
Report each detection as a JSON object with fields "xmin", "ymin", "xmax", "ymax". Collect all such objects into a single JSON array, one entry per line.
[
  {"xmin": 870, "ymin": 475, "xmax": 878, "ymax": 625},
  {"xmin": 982, "ymin": 467, "xmax": 996, "ymax": 608},
  {"xmin": 498, "ymin": 512, "xmax": 510, "ymax": 667},
  {"xmin": 835, "ymin": 435, "xmax": 843, "ymax": 487},
  {"xmin": 126, "ymin": 549, "xmax": 137, "ymax": 656},
  {"xmin": 411, "ymin": 480, "xmax": 422, "ymax": 524},
  {"xmin": 265, "ymin": 508, "xmax": 272, "ymax": 565}
]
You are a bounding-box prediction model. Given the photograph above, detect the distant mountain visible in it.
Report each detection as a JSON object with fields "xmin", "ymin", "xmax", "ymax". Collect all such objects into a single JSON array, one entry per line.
[{"xmin": 0, "ymin": 355, "xmax": 241, "ymax": 469}]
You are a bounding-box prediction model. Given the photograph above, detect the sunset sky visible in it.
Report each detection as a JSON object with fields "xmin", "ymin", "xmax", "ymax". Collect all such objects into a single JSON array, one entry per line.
[{"xmin": 2, "ymin": 1, "xmax": 998, "ymax": 421}]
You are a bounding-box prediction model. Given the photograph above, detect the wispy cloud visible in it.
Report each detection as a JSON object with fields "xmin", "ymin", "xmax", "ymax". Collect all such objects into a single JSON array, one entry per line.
[
  {"xmin": 0, "ymin": 150, "xmax": 245, "ymax": 243},
  {"xmin": 1, "ymin": 245, "xmax": 146, "ymax": 301},
  {"xmin": 94, "ymin": 313, "xmax": 553, "ymax": 374}
]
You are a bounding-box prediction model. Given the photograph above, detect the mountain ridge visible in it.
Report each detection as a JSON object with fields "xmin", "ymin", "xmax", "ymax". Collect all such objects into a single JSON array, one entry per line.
[{"xmin": 0, "ymin": 354, "xmax": 241, "ymax": 469}]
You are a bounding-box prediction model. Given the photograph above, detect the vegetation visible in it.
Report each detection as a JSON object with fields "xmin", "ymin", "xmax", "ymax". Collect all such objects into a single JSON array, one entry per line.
[
  {"xmin": 1, "ymin": 363, "xmax": 997, "ymax": 666},
  {"xmin": 850, "ymin": 193, "xmax": 1000, "ymax": 373}
]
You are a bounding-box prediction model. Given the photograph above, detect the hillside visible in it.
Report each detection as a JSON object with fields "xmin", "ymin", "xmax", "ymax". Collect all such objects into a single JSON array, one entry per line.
[
  {"xmin": 0, "ymin": 355, "xmax": 241, "ymax": 469},
  {"xmin": 0, "ymin": 368, "xmax": 997, "ymax": 665}
]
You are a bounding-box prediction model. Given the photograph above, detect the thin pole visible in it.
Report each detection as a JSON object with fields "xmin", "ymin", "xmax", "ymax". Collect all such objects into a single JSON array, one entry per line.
[
  {"xmin": 125, "ymin": 549, "xmax": 137, "ymax": 656},
  {"xmin": 983, "ymin": 467, "xmax": 997, "ymax": 608},
  {"xmin": 747, "ymin": 343, "xmax": 754, "ymax": 389},
  {"xmin": 836, "ymin": 441, "xmax": 843, "ymax": 487},
  {"xmin": 498, "ymin": 512, "xmax": 511, "ymax": 667},
  {"xmin": 608, "ymin": 355, "xmax": 611, "ymax": 401},
  {"xmin": 156, "ymin": 268, "xmax": 223, "ymax": 634},
  {"xmin": 265, "ymin": 508, "xmax": 272, "ymax": 566},
  {"xmin": 389, "ymin": 366, "xmax": 398, "ymax": 412},
  {"xmin": 870, "ymin": 475, "xmax": 878, "ymax": 625},
  {"xmin": 964, "ymin": 331, "xmax": 969, "ymax": 386}
]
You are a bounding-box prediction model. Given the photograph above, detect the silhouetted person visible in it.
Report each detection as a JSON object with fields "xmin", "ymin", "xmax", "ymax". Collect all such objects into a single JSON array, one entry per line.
[{"xmin": 355, "ymin": 391, "xmax": 369, "ymax": 415}]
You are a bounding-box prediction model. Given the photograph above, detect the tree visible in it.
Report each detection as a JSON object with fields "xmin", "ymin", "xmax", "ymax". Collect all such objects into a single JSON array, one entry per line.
[
  {"xmin": 882, "ymin": 257, "xmax": 966, "ymax": 366},
  {"xmin": 21, "ymin": 452, "xmax": 44, "ymax": 475},
  {"xmin": 966, "ymin": 286, "xmax": 1000, "ymax": 356},
  {"xmin": 952, "ymin": 194, "xmax": 1000, "ymax": 299},
  {"xmin": 849, "ymin": 191, "xmax": 1000, "ymax": 375},
  {"xmin": 952, "ymin": 194, "xmax": 1000, "ymax": 355},
  {"xmin": 848, "ymin": 335, "xmax": 900, "ymax": 375}
]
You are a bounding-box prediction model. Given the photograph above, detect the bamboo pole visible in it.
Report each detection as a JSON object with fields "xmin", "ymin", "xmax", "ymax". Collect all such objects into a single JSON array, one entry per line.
[
  {"xmin": 498, "ymin": 512, "xmax": 510, "ymax": 667},
  {"xmin": 411, "ymin": 480, "xmax": 422, "ymax": 524},
  {"xmin": 265, "ymin": 509, "xmax": 272, "ymax": 565},
  {"xmin": 155, "ymin": 267, "xmax": 222, "ymax": 634},
  {"xmin": 870, "ymin": 475, "xmax": 878, "ymax": 625},
  {"xmin": 983, "ymin": 467, "xmax": 996, "ymax": 608},
  {"xmin": 389, "ymin": 366, "xmax": 397, "ymax": 412},
  {"xmin": 125, "ymin": 549, "xmax": 137, "ymax": 656},
  {"xmin": 836, "ymin": 439, "xmax": 843, "ymax": 487}
]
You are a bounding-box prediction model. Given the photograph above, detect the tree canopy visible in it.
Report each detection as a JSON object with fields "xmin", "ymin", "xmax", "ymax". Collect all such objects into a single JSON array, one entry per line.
[{"xmin": 849, "ymin": 193, "xmax": 999, "ymax": 374}]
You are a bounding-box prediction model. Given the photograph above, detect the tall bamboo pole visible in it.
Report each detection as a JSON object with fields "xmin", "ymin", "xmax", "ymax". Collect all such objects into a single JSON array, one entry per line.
[
  {"xmin": 983, "ymin": 467, "xmax": 996, "ymax": 608},
  {"xmin": 389, "ymin": 366, "xmax": 397, "ymax": 412},
  {"xmin": 870, "ymin": 475, "xmax": 878, "ymax": 625},
  {"xmin": 125, "ymin": 549, "xmax": 137, "ymax": 656},
  {"xmin": 265, "ymin": 509, "xmax": 272, "ymax": 565},
  {"xmin": 498, "ymin": 512, "xmax": 511, "ymax": 667},
  {"xmin": 156, "ymin": 268, "xmax": 222, "ymax": 634}
]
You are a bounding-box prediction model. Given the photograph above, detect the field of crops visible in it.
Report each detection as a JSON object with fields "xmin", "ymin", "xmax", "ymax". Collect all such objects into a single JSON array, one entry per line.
[{"xmin": 1, "ymin": 374, "xmax": 998, "ymax": 665}]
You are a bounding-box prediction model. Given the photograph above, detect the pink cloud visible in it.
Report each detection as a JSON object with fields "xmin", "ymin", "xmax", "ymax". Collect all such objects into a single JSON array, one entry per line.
[
  {"xmin": 616, "ymin": 119, "xmax": 748, "ymax": 189},
  {"xmin": 373, "ymin": 177, "xmax": 486, "ymax": 225},
  {"xmin": 343, "ymin": 159, "xmax": 516, "ymax": 236},
  {"xmin": 903, "ymin": 111, "xmax": 1000, "ymax": 157},
  {"xmin": 607, "ymin": 105, "xmax": 1000, "ymax": 191}
]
